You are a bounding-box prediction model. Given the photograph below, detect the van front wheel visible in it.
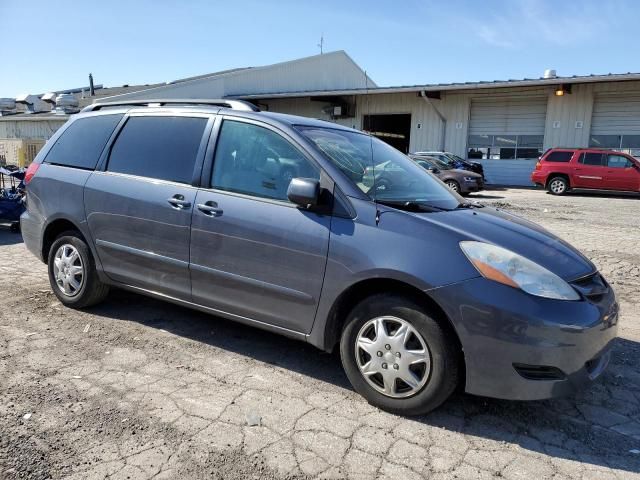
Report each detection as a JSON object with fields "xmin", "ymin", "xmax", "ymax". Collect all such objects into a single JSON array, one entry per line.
[{"xmin": 340, "ymin": 294, "xmax": 459, "ymax": 415}]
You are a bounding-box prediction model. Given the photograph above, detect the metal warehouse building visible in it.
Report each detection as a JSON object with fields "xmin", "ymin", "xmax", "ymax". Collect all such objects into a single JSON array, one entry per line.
[
  {"xmin": 238, "ymin": 73, "xmax": 640, "ymax": 185},
  {"xmin": 3, "ymin": 51, "xmax": 640, "ymax": 186}
]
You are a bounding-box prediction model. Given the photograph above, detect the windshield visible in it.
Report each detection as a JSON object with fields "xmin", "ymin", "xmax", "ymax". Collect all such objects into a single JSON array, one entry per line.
[
  {"xmin": 448, "ymin": 153, "xmax": 468, "ymax": 164},
  {"xmin": 426, "ymin": 157, "xmax": 452, "ymax": 170},
  {"xmin": 298, "ymin": 127, "xmax": 461, "ymax": 210}
]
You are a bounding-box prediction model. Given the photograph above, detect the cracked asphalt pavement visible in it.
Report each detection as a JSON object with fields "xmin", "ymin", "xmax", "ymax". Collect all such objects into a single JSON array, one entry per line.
[{"xmin": 1, "ymin": 187, "xmax": 639, "ymax": 479}]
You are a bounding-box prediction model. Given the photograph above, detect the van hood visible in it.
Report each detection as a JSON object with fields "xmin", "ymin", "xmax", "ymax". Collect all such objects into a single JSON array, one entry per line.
[{"xmin": 412, "ymin": 206, "xmax": 596, "ymax": 280}]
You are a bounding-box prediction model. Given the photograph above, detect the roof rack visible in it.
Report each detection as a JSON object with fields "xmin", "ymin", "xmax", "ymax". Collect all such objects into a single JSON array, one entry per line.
[{"xmin": 81, "ymin": 98, "xmax": 260, "ymax": 113}]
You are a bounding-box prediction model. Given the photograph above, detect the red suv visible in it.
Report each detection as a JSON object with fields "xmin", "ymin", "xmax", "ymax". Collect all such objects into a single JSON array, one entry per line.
[{"xmin": 532, "ymin": 148, "xmax": 640, "ymax": 195}]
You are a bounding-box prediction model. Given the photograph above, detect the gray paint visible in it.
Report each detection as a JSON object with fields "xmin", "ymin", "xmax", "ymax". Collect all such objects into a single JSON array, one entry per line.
[{"xmin": 22, "ymin": 104, "xmax": 618, "ymax": 402}]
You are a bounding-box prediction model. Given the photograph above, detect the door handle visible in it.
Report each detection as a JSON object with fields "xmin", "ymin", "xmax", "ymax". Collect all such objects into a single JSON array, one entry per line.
[
  {"xmin": 168, "ymin": 194, "xmax": 191, "ymax": 209},
  {"xmin": 197, "ymin": 201, "xmax": 223, "ymax": 217}
]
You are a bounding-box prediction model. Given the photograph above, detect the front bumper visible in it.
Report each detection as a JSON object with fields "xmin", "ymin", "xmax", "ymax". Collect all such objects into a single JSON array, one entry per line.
[
  {"xmin": 429, "ymin": 275, "xmax": 618, "ymax": 400},
  {"xmin": 461, "ymin": 178, "xmax": 484, "ymax": 194}
]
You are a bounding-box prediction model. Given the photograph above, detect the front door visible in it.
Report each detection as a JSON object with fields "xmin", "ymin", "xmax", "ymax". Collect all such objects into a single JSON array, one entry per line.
[
  {"xmin": 85, "ymin": 114, "xmax": 210, "ymax": 299},
  {"xmin": 189, "ymin": 118, "xmax": 331, "ymax": 333},
  {"xmin": 573, "ymin": 152, "xmax": 606, "ymax": 189},
  {"xmin": 604, "ymin": 153, "xmax": 640, "ymax": 191}
]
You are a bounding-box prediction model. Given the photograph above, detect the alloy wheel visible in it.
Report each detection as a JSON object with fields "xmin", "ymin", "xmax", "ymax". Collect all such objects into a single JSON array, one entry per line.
[
  {"xmin": 355, "ymin": 316, "xmax": 431, "ymax": 398},
  {"xmin": 446, "ymin": 181, "xmax": 459, "ymax": 192},
  {"xmin": 549, "ymin": 179, "xmax": 566, "ymax": 194},
  {"xmin": 53, "ymin": 244, "xmax": 84, "ymax": 297}
]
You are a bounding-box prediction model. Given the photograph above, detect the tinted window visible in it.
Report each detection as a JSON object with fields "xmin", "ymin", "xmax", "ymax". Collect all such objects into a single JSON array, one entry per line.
[
  {"xmin": 545, "ymin": 151, "xmax": 574, "ymax": 162},
  {"xmin": 108, "ymin": 116, "xmax": 207, "ymax": 184},
  {"xmin": 607, "ymin": 154, "xmax": 631, "ymax": 168},
  {"xmin": 212, "ymin": 120, "xmax": 319, "ymax": 202},
  {"xmin": 44, "ymin": 114, "xmax": 123, "ymax": 169},
  {"xmin": 579, "ymin": 152, "xmax": 604, "ymax": 166}
]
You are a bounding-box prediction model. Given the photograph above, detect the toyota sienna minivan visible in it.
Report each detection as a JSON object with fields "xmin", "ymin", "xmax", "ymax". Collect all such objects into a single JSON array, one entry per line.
[{"xmin": 21, "ymin": 99, "xmax": 618, "ymax": 415}]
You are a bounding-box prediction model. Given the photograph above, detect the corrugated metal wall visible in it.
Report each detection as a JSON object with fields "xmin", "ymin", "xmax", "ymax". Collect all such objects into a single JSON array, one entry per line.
[
  {"xmin": 0, "ymin": 119, "xmax": 66, "ymax": 140},
  {"xmin": 264, "ymin": 81, "xmax": 640, "ymax": 186},
  {"xmin": 469, "ymin": 96, "xmax": 547, "ymax": 135},
  {"xmin": 265, "ymin": 92, "xmax": 445, "ymax": 153},
  {"xmin": 591, "ymin": 93, "xmax": 640, "ymax": 135},
  {"xmin": 544, "ymin": 83, "xmax": 593, "ymax": 149}
]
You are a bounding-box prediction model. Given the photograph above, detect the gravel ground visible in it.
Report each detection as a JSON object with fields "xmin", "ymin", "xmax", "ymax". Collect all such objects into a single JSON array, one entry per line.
[{"xmin": 0, "ymin": 187, "xmax": 639, "ymax": 479}]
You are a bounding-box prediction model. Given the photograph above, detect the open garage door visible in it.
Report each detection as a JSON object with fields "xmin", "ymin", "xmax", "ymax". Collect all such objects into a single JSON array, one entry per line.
[
  {"xmin": 467, "ymin": 96, "xmax": 547, "ymax": 185},
  {"xmin": 362, "ymin": 114, "xmax": 411, "ymax": 153},
  {"xmin": 590, "ymin": 93, "xmax": 640, "ymax": 156}
]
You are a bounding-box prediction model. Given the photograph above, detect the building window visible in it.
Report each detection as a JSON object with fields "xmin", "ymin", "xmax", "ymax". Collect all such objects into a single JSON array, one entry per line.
[
  {"xmin": 590, "ymin": 135, "xmax": 640, "ymax": 157},
  {"xmin": 467, "ymin": 135, "xmax": 543, "ymax": 160}
]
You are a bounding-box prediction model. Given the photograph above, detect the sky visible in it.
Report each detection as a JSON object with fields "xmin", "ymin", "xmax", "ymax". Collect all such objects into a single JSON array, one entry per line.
[{"xmin": 1, "ymin": 0, "xmax": 638, "ymax": 96}]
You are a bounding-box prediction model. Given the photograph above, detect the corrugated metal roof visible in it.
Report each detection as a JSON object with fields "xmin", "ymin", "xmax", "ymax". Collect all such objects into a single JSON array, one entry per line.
[
  {"xmin": 96, "ymin": 51, "xmax": 377, "ymax": 103},
  {"xmin": 235, "ymin": 72, "xmax": 640, "ymax": 99}
]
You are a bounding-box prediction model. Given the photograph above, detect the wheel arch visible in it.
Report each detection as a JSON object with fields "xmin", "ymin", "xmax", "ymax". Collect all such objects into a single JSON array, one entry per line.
[
  {"xmin": 321, "ymin": 277, "xmax": 465, "ymax": 383},
  {"xmin": 546, "ymin": 173, "xmax": 570, "ymax": 189},
  {"xmin": 41, "ymin": 218, "xmax": 88, "ymax": 262}
]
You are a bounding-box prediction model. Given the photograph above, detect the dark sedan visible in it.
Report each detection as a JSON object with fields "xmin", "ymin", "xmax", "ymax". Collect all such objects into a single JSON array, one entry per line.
[
  {"xmin": 413, "ymin": 151, "xmax": 485, "ymax": 179},
  {"xmin": 410, "ymin": 155, "xmax": 484, "ymax": 195}
]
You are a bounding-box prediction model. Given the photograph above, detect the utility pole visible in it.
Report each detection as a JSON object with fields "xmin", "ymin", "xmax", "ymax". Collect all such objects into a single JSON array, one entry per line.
[{"xmin": 317, "ymin": 34, "xmax": 324, "ymax": 54}]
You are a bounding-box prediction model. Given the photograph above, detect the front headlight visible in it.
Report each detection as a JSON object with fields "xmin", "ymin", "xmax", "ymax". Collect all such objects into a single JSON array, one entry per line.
[
  {"xmin": 463, "ymin": 176, "xmax": 476, "ymax": 182},
  {"xmin": 460, "ymin": 241, "xmax": 580, "ymax": 301}
]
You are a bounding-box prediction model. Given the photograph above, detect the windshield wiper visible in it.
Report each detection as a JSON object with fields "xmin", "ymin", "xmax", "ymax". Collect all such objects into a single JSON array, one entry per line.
[{"xmin": 376, "ymin": 200, "xmax": 448, "ymax": 212}]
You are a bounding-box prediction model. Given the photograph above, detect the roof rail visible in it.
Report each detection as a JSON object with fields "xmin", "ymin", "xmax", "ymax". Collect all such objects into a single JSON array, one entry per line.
[{"xmin": 81, "ymin": 98, "xmax": 260, "ymax": 113}]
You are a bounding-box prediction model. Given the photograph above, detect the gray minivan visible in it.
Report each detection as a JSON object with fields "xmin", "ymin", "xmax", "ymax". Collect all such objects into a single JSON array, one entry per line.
[{"xmin": 21, "ymin": 99, "xmax": 618, "ymax": 415}]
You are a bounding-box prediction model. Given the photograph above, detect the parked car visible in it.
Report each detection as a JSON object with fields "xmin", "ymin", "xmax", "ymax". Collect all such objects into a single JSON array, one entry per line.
[
  {"xmin": 410, "ymin": 155, "xmax": 484, "ymax": 195},
  {"xmin": 22, "ymin": 99, "xmax": 618, "ymax": 415},
  {"xmin": 413, "ymin": 151, "xmax": 485, "ymax": 178},
  {"xmin": 0, "ymin": 167, "xmax": 25, "ymax": 231},
  {"xmin": 532, "ymin": 148, "xmax": 640, "ymax": 195}
]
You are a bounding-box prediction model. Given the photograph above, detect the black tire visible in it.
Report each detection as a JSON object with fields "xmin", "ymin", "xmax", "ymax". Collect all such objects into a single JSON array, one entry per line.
[
  {"xmin": 445, "ymin": 180, "xmax": 460, "ymax": 193},
  {"xmin": 340, "ymin": 293, "xmax": 460, "ymax": 416},
  {"xmin": 47, "ymin": 231, "xmax": 109, "ymax": 308},
  {"xmin": 547, "ymin": 176, "xmax": 569, "ymax": 195}
]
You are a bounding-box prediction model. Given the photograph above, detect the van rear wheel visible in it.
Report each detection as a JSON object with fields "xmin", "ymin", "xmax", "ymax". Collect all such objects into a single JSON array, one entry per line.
[
  {"xmin": 340, "ymin": 293, "xmax": 459, "ymax": 415},
  {"xmin": 547, "ymin": 176, "xmax": 569, "ymax": 195},
  {"xmin": 47, "ymin": 231, "xmax": 109, "ymax": 308}
]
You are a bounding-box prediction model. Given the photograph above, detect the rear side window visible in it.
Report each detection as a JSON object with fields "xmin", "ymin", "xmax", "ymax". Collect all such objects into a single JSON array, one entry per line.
[
  {"xmin": 544, "ymin": 151, "xmax": 573, "ymax": 162},
  {"xmin": 107, "ymin": 116, "xmax": 207, "ymax": 184},
  {"xmin": 44, "ymin": 114, "xmax": 123, "ymax": 169},
  {"xmin": 579, "ymin": 152, "xmax": 605, "ymax": 166}
]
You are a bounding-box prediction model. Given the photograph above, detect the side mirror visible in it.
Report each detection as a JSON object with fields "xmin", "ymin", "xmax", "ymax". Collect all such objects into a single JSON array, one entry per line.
[
  {"xmin": 429, "ymin": 167, "xmax": 440, "ymax": 174},
  {"xmin": 287, "ymin": 177, "xmax": 320, "ymax": 208}
]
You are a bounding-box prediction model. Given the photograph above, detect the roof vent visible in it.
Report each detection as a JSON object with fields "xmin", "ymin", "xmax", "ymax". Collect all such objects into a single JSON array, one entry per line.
[
  {"xmin": 15, "ymin": 94, "xmax": 50, "ymax": 113},
  {"xmin": 543, "ymin": 69, "xmax": 557, "ymax": 79},
  {"xmin": 53, "ymin": 93, "xmax": 80, "ymax": 115},
  {"xmin": 0, "ymin": 98, "xmax": 16, "ymax": 116},
  {"xmin": 41, "ymin": 92, "xmax": 58, "ymax": 105}
]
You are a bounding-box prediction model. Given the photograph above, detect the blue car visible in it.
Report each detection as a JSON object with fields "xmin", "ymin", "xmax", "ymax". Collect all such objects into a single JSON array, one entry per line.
[{"xmin": 0, "ymin": 167, "xmax": 25, "ymax": 230}]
